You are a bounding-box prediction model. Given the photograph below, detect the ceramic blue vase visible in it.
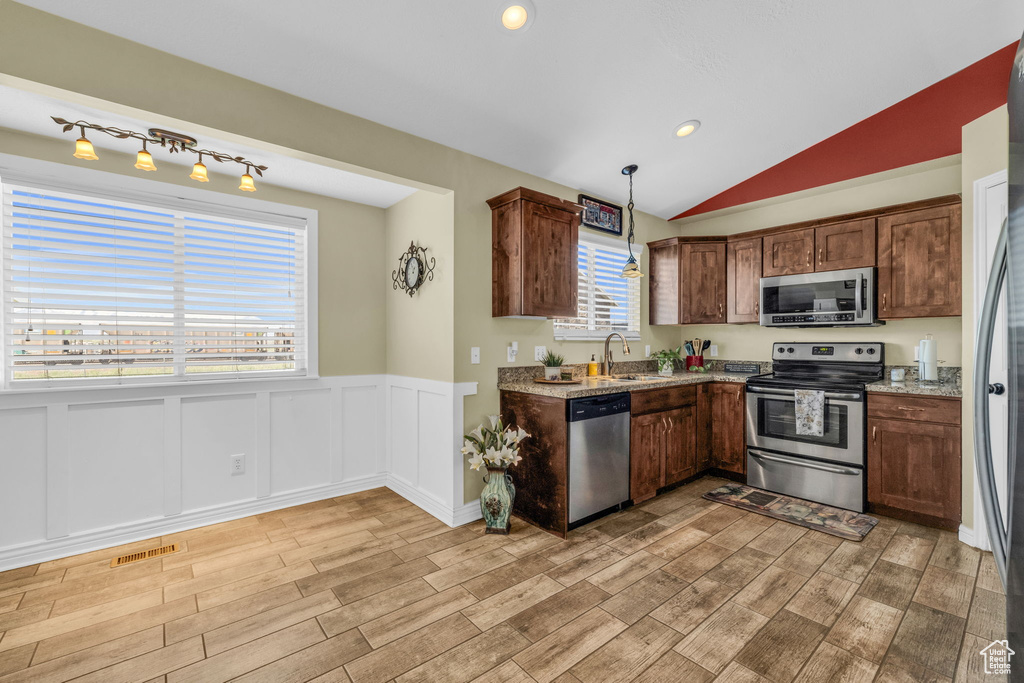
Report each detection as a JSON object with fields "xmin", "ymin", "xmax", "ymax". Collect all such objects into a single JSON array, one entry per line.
[{"xmin": 481, "ymin": 467, "xmax": 515, "ymax": 534}]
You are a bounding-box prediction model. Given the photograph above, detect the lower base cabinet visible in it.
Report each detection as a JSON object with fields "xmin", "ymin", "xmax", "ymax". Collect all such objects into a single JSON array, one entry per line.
[
  {"xmin": 630, "ymin": 405, "xmax": 697, "ymax": 502},
  {"xmin": 711, "ymin": 383, "xmax": 746, "ymax": 475},
  {"xmin": 867, "ymin": 394, "xmax": 961, "ymax": 528}
]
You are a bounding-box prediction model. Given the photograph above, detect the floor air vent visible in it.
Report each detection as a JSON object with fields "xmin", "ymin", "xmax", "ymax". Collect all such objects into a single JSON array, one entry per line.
[{"xmin": 110, "ymin": 542, "xmax": 180, "ymax": 568}]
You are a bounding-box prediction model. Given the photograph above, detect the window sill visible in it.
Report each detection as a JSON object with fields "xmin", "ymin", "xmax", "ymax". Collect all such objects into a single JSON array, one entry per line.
[
  {"xmin": 553, "ymin": 332, "xmax": 642, "ymax": 342},
  {"xmin": 0, "ymin": 372, "xmax": 321, "ymax": 398}
]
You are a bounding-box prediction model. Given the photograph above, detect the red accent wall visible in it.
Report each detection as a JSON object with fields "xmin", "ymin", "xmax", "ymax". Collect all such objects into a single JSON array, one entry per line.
[{"xmin": 672, "ymin": 42, "xmax": 1018, "ymax": 221}]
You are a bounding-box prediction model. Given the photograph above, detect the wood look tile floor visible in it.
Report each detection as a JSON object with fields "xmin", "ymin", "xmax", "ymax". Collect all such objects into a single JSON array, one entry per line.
[{"xmin": 0, "ymin": 477, "xmax": 1005, "ymax": 682}]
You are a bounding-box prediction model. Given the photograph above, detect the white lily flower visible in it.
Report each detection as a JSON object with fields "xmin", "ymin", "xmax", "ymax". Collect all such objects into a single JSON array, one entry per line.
[
  {"xmin": 488, "ymin": 415, "xmax": 500, "ymax": 430},
  {"xmin": 468, "ymin": 453, "xmax": 485, "ymax": 471},
  {"xmin": 516, "ymin": 427, "xmax": 530, "ymax": 442},
  {"xmin": 485, "ymin": 447, "xmax": 501, "ymax": 466},
  {"xmin": 469, "ymin": 427, "xmax": 484, "ymax": 442},
  {"xmin": 507, "ymin": 452, "xmax": 523, "ymax": 466}
]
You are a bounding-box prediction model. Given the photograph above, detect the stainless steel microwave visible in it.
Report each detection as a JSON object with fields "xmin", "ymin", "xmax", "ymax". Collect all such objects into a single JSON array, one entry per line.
[{"xmin": 759, "ymin": 266, "xmax": 881, "ymax": 327}]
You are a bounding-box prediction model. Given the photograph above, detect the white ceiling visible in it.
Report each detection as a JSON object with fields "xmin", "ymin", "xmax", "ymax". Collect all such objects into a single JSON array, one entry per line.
[
  {"xmin": 0, "ymin": 85, "xmax": 418, "ymax": 209},
  {"xmin": 16, "ymin": 0, "xmax": 1024, "ymax": 218}
]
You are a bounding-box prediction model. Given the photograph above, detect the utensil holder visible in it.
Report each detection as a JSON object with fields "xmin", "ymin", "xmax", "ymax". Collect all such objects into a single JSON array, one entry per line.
[{"xmin": 686, "ymin": 355, "xmax": 704, "ymax": 371}]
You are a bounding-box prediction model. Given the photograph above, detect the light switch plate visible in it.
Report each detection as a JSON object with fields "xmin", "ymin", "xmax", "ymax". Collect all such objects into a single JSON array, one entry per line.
[
  {"xmin": 471, "ymin": 347, "xmax": 480, "ymax": 364},
  {"xmin": 710, "ymin": 344, "xmax": 719, "ymax": 357},
  {"xmin": 534, "ymin": 346, "xmax": 547, "ymax": 362},
  {"xmin": 645, "ymin": 345, "xmax": 651, "ymax": 358},
  {"xmin": 507, "ymin": 346, "xmax": 517, "ymax": 363}
]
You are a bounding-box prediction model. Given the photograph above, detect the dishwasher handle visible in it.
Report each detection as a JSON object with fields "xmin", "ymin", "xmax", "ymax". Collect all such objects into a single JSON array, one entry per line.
[{"xmin": 568, "ymin": 393, "xmax": 631, "ymax": 422}]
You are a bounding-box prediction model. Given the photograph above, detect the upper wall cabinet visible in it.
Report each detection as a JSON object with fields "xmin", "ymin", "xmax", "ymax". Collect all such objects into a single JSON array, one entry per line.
[
  {"xmin": 816, "ymin": 218, "xmax": 876, "ymax": 271},
  {"xmin": 488, "ymin": 187, "xmax": 581, "ymax": 318},
  {"xmin": 727, "ymin": 236, "xmax": 762, "ymax": 323},
  {"xmin": 877, "ymin": 203, "xmax": 962, "ymax": 319},
  {"xmin": 647, "ymin": 237, "xmax": 726, "ymax": 325},
  {"xmin": 762, "ymin": 228, "xmax": 815, "ymax": 276}
]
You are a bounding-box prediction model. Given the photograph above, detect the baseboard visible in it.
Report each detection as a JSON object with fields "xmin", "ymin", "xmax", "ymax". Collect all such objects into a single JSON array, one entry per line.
[
  {"xmin": 960, "ymin": 524, "xmax": 991, "ymax": 550},
  {"xmin": 385, "ymin": 475, "xmax": 482, "ymax": 528},
  {"xmin": 453, "ymin": 500, "xmax": 483, "ymax": 526},
  {"xmin": 0, "ymin": 474, "xmax": 388, "ymax": 572}
]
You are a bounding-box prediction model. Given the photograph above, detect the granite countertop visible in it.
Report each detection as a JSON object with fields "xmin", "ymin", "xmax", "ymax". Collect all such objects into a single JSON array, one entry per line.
[
  {"xmin": 498, "ymin": 370, "xmax": 754, "ymax": 399},
  {"xmin": 866, "ymin": 378, "xmax": 962, "ymax": 398}
]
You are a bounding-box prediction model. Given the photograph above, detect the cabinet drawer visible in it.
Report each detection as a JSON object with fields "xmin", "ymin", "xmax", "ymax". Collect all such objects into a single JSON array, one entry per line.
[
  {"xmin": 867, "ymin": 394, "xmax": 960, "ymax": 425},
  {"xmin": 631, "ymin": 385, "xmax": 697, "ymax": 416}
]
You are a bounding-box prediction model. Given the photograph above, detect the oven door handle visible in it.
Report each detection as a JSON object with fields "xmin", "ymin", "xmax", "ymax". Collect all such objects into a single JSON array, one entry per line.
[
  {"xmin": 746, "ymin": 386, "xmax": 861, "ymax": 401},
  {"xmin": 748, "ymin": 449, "xmax": 861, "ymax": 475},
  {"xmin": 855, "ymin": 271, "xmax": 864, "ymax": 319}
]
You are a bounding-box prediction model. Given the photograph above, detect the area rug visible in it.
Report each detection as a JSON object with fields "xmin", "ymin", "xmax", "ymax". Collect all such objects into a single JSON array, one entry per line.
[{"xmin": 702, "ymin": 484, "xmax": 878, "ymax": 541}]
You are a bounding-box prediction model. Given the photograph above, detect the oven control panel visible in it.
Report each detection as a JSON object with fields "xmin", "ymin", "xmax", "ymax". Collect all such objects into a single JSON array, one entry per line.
[{"xmin": 773, "ymin": 342, "xmax": 883, "ymax": 362}]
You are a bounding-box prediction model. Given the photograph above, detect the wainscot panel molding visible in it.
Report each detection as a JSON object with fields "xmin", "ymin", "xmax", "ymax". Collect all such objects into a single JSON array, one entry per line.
[{"xmin": 0, "ymin": 375, "xmax": 479, "ymax": 571}]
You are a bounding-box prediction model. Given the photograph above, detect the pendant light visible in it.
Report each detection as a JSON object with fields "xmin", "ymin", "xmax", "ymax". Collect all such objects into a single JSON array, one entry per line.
[
  {"xmin": 620, "ymin": 164, "xmax": 643, "ymax": 279},
  {"xmin": 134, "ymin": 140, "xmax": 157, "ymax": 171},
  {"xmin": 73, "ymin": 126, "xmax": 98, "ymax": 161},
  {"xmin": 239, "ymin": 165, "xmax": 256, "ymax": 192},
  {"xmin": 190, "ymin": 153, "xmax": 209, "ymax": 182}
]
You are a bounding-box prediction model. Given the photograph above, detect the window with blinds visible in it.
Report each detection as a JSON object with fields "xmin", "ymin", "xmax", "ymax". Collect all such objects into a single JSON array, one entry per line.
[
  {"xmin": 554, "ymin": 237, "xmax": 642, "ymax": 340},
  {"xmin": 1, "ymin": 180, "xmax": 308, "ymax": 386}
]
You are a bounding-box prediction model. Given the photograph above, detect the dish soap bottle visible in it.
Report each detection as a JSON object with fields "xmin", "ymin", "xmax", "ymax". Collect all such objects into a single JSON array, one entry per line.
[{"xmin": 588, "ymin": 354, "xmax": 599, "ymax": 376}]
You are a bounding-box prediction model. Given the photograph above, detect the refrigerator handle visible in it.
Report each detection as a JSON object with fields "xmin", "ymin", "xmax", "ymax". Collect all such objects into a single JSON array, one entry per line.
[{"xmin": 973, "ymin": 217, "xmax": 1010, "ymax": 590}]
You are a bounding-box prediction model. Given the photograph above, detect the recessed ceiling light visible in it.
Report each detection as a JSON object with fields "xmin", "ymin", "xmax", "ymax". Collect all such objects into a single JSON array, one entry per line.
[
  {"xmin": 674, "ymin": 120, "xmax": 701, "ymax": 138},
  {"xmin": 496, "ymin": 1, "xmax": 535, "ymax": 33}
]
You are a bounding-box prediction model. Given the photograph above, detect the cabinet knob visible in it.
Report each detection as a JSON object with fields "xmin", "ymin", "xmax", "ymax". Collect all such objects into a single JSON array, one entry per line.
[
  {"xmin": 882, "ymin": 293, "xmax": 887, "ymax": 311},
  {"xmin": 806, "ymin": 251, "xmax": 811, "ymax": 266},
  {"xmin": 755, "ymin": 301, "xmax": 759, "ymax": 316},
  {"xmin": 719, "ymin": 302, "xmax": 723, "ymax": 318},
  {"xmin": 872, "ymin": 425, "xmax": 877, "ymax": 443},
  {"xmin": 818, "ymin": 248, "xmax": 823, "ymax": 265}
]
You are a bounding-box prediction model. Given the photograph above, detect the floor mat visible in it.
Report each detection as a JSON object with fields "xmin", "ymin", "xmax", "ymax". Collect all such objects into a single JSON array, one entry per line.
[{"xmin": 703, "ymin": 483, "xmax": 878, "ymax": 541}]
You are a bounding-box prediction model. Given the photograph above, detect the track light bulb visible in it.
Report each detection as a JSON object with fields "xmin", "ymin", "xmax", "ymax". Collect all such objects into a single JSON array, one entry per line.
[
  {"xmin": 190, "ymin": 161, "xmax": 209, "ymax": 182},
  {"xmin": 239, "ymin": 173, "xmax": 256, "ymax": 192},
  {"xmin": 73, "ymin": 136, "xmax": 98, "ymax": 160}
]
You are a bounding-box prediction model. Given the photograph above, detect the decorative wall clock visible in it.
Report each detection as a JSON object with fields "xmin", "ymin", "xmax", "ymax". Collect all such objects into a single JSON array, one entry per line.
[{"xmin": 391, "ymin": 241, "xmax": 436, "ymax": 297}]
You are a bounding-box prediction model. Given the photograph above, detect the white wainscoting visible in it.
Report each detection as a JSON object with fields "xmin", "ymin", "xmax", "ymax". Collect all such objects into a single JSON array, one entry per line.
[{"xmin": 0, "ymin": 374, "xmax": 479, "ymax": 571}]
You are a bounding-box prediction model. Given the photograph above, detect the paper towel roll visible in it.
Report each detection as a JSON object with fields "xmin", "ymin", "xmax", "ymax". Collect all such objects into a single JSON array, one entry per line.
[{"xmin": 919, "ymin": 338, "xmax": 938, "ymax": 381}]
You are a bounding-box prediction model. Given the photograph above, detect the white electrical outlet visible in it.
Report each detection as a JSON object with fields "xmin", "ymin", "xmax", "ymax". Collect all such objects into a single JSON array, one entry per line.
[
  {"xmin": 507, "ymin": 347, "xmax": 516, "ymax": 363},
  {"xmin": 645, "ymin": 345, "xmax": 651, "ymax": 358},
  {"xmin": 710, "ymin": 344, "xmax": 719, "ymax": 357},
  {"xmin": 230, "ymin": 454, "xmax": 245, "ymax": 476},
  {"xmin": 471, "ymin": 347, "xmax": 480, "ymax": 364},
  {"xmin": 534, "ymin": 346, "xmax": 547, "ymax": 361}
]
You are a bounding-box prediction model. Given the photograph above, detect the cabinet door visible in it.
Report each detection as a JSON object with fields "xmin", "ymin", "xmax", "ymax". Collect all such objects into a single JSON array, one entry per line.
[
  {"xmin": 815, "ymin": 219, "xmax": 876, "ymax": 271},
  {"xmin": 648, "ymin": 242, "xmax": 681, "ymax": 325},
  {"xmin": 630, "ymin": 412, "xmax": 665, "ymax": 503},
  {"xmin": 727, "ymin": 237, "xmax": 762, "ymax": 323},
  {"xmin": 681, "ymin": 242, "xmax": 727, "ymax": 323},
  {"xmin": 762, "ymin": 228, "xmax": 815, "ymax": 277},
  {"xmin": 696, "ymin": 384, "xmax": 712, "ymax": 471},
  {"xmin": 663, "ymin": 406, "xmax": 698, "ymax": 486},
  {"xmin": 877, "ymin": 205, "xmax": 961, "ymax": 319},
  {"xmin": 521, "ymin": 200, "xmax": 579, "ymax": 318},
  {"xmin": 711, "ymin": 383, "xmax": 746, "ymax": 474},
  {"xmin": 868, "ymin": 417, "xmax": 961, "ymax": 522}
]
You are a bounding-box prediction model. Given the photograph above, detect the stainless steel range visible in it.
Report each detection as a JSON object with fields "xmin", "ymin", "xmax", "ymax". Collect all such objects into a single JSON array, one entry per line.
[{"xmin": 745, "ymin": 342, "xmax": 884, "ymax": 512}]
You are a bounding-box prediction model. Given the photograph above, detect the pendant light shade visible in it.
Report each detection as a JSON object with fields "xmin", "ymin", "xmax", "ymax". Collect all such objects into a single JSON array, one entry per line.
[
  {"xmin": 190, "ymin": 161, "xmax": 209, "ymax": 182},
  {"xmin": 73, "ymin": 136, "xmax": 98, "ymax": 161},
  {"xmin": 620, "ymin": 164, "xmax": 643, "ymax": 279},
  {"xmin": 134, "ymin": 149, "xmax": 157, "ymax": 171},
  {"xmin": 239, "ymin": 173, "xmax": 256, "ymax": 192}
]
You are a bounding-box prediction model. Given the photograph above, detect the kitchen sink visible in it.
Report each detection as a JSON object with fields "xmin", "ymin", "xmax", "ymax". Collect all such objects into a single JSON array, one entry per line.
[{"xmin": 606, "ymin": 374, "xmax": 674, "ymax": 382}]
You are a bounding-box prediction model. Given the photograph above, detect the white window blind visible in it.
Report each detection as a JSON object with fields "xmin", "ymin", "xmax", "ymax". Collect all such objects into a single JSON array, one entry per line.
[
  {"xmin": 2, "ymin": 181, "xmax": 308, "ymax": 387},
  {"xmin": 554, "ymin": 236, "xmax": 642, "ymax": 340}
]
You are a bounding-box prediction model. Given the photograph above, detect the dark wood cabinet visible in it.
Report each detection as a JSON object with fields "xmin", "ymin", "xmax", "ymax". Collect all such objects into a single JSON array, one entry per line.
[
  {"xmin": 867, "ymin": 394, "xmax": 961, "ymax": 529},
  {"xmin": 488, "ymin": 187, "xmax": 581, "ymax": 318},
  {"xmin": 726, "ymin": 237, "xmax": 762, "ymax": 323},
  {"xmin": 710, "ymin": 383, "xmax": 746, "ymax": 475},
  {"xmin": 762, "ymin": 228, "xmax": 815, "ymax": 277},
  {"xmin": 816, "ymin": 218, "xmax": 876, "ymax": 271},
  {"xmin": 630, "ymin": 385, "xmax": 697, "ymax": 502},
  {"xmin": 648, "ymin": 241, "xmax": 681, "ymax": 326},
  {"xmin": 877, "ymin": 204, "xmax": 962, "ymax": 319},
  {"xmin": 696, "ymin": 383, "xmax": 713, "ymax": 471},
  {"xmin": 680, "ymin": 242, "xmax": 727, "ymax": 323}
]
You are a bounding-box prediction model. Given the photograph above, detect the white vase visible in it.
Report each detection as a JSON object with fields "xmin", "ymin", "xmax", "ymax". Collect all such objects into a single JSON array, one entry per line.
[
  {"xmin": 658, "ymin": 358, "xmax": 674, "ymax": 376},
  {"xmin": 544, "ymin": 366, "xmax": 560, "ymax": 380}
]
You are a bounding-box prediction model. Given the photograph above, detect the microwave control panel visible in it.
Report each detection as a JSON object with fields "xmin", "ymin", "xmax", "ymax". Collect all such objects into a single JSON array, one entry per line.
[{"xmin": 771, "ymin": 313, "xmax": 854, "ymax": 324}]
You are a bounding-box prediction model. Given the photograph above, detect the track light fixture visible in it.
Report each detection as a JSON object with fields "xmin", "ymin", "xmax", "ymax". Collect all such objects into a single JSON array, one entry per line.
[{"xmin": 52, "ymin": 116, "xmax": 268, "ymax": 191}]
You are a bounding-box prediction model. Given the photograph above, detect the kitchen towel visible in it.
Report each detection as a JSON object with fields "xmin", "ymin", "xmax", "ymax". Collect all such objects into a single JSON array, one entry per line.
[{"xmin": 794, "ymin": 389, "xmax": 825, "ymax": 437}]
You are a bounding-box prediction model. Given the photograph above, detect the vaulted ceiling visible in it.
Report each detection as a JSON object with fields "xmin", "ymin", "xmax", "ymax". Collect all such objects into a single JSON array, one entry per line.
[{"xmin": 14, "ymin": 1, "xmax": 1024, "ymax": 219}]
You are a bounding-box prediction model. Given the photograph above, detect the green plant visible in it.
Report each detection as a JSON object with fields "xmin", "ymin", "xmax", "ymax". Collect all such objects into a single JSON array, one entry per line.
[
  {"xmin": 541, "ymin": 350, "xmax": 566, "ymax": 367},
  {"xmin": 651, "ymin": 347, "xmax": 682, "ymax": 363}
]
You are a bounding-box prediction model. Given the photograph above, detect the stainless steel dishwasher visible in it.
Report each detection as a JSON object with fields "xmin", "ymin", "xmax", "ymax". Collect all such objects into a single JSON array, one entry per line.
[{"xmin": 568, "ymin": 393, "xmax": 631, "ymax": 525}]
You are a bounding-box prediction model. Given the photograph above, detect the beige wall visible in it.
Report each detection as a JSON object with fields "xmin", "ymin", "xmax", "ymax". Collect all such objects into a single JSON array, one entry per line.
[
  {"xmin": 675, "ymin": 155, "xmax": 965, "ymax": 368},
  {"xmin": 961, "ymin": 105, "xmax": 1009, "ymax": 531},
  {"xmin": 0, "ymin": 127, "xmax": 389, "ymax": 377},
  {"xmin": 385, "ymin": 190, "xmax": 455, "ymax": 382}
]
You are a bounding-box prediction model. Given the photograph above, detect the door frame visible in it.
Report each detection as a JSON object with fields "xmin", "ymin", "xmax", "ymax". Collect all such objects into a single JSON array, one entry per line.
[{"xmin": 970, "ymin": 168, "xmax": 1008, "ymax": 551}]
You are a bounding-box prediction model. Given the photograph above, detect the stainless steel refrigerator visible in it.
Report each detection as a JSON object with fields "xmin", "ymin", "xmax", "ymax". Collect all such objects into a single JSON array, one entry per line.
[{"xmin": 976, "ymin": 30, "xmax": 1024, "ymax": 678}]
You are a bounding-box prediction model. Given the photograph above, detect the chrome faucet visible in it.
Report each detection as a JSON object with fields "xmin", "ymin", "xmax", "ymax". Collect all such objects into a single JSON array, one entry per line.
[{"xmin": 603, "ymin": 332, "xmax": 630, "ymax": 376}]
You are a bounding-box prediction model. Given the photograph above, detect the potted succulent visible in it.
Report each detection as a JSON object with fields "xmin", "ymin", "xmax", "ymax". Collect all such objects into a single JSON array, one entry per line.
[
  {"xmin": 462, "ymin": 416, "xmax": 530, "ymax": 534},
  {"xmin": 651, "ymin": 347, "xmax": 683, "ymax": 376},
  {"xmin": 541, "ymin": 350, "xmax": 566, "ymax": 381}
]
